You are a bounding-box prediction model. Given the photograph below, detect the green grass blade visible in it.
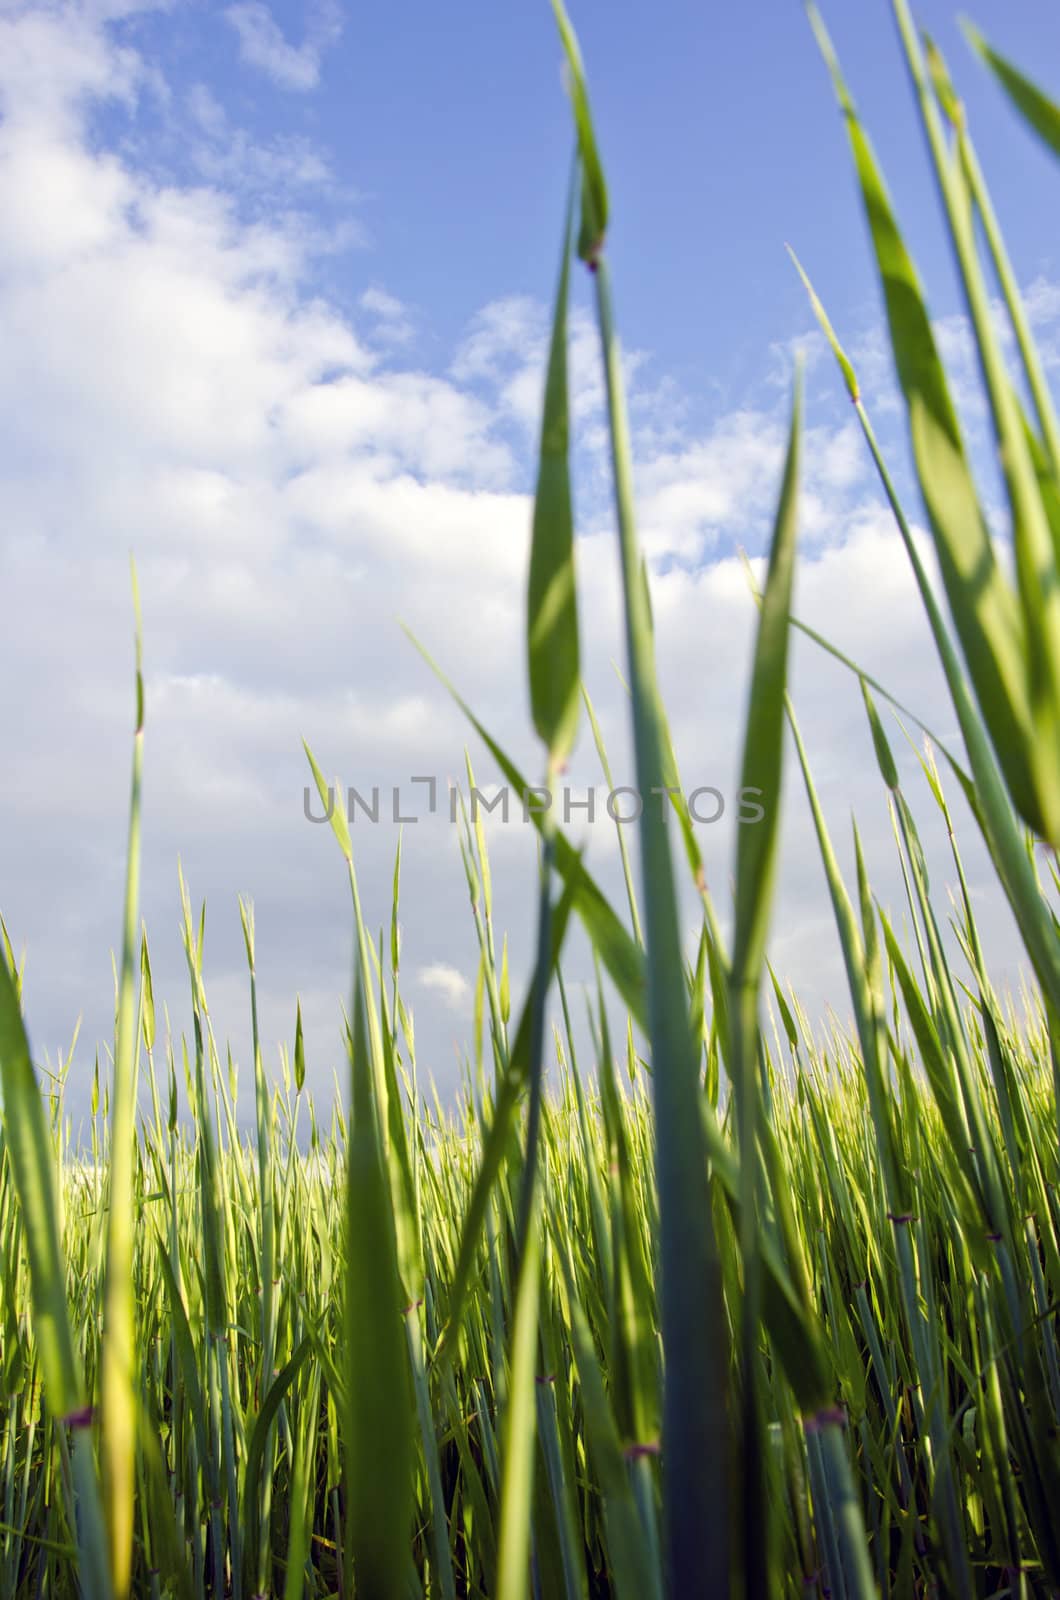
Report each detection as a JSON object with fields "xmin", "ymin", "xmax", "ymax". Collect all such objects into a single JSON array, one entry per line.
[
  {"xmin": 554, "ymin": 1235, "xmax": 660, "ymax": 1600},
  {"xmin": 241, "ymin": 1339, "xmax": 311, "ymax": 1598},
  {"xmin": 551, "ymin": 7, "xmax": 729, "ymax": 1588},
  {"xmin": 528, "ymin": 165, "xmax": 580, "ymax": 768},
  {"xmin": 438, "ymin": 877, "xmax": 576, "ymax": 1361},
  {"xmin": 547, "ymin": 2, "xmax": 607, "ymax": 261},
  {"xmin": 807, "ymin": 3, "xmax": 1046, "ymax": 839},
  {"xmin": 343, "ymin": 946, "xmax": 414, "ymax": 1599},
  {"xmin": 495, "ymin": 1221, "xmax": 542, "ymax": 1600},
  {"xmin": 729, "ymin": 367, "xmax": 802, "ymax": 1599},
  {"xmin": 788, "ymin": 247, "xmax": 1060, "ymax": 1011},
  {"xmin": 963, "ymin": 21, "xmax": 1060, "ymax": 159},
  {"xmin": 892, "ymin": 1, "xmax": 1060, "ymax": 843},
  {"xmin": 0, "ymin": 959, "xmax": 112, "ymax": 1600},
  {"xmin": 100, "ymin": 559, "xmax": 146, "ymax": 1600}
]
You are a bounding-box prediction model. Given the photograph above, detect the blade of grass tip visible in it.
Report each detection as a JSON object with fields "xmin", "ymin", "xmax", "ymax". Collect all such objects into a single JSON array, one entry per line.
[
  {"xmin": 729, "ymin": 365, "xmax": 802, "ymax": 1600},
  {"xmin": 806, "ymin": 4, "xmax": 1046, "ymax": 839},
  {"xmin": 304, "ymin": 737, "xmax": 421, "ymax": 1300},
  {"xmin": 0, "ymin": 916, "xmax": 21, "ymax": 1002},
  {"xmin": 100, "ymin": 559, "xmax": 145, "ymax": 1600},
  {"xmin": 962, "ymin": 20, "xmax": 1060, "ymax": 161},
  {"xmin": 548, "ymin": 2, "xmax": 607, "ymax": 264},
  {"xmin": 293, "ymin": 996, "xmax": 305, "ymax": 1095},
  {"xmin": 0, "ymin": 956, "xmax": 112, "ymax": 1600},
  {"xmin": 344, "ymin": 945, "xmax": 414, "ymax": 1600},
  {"xmin": 550, "ymin": 5, "xmax": 729, "ymax": 1591}
]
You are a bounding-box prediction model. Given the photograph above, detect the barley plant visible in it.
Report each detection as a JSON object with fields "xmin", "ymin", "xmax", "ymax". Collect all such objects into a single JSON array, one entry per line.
[{"xmin": 2, "ymin": 2, "xmax": 1060, "ymax": 1595}]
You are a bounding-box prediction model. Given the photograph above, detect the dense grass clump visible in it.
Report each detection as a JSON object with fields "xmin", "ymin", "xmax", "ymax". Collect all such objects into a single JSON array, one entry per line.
[
  {"xmin": 3, "ymin": 1, "xmax": 1060, "ymax": 1595},
  {"xmin": 0, "ymin": 965, "xmax": 1057, "ymax": 1599}
]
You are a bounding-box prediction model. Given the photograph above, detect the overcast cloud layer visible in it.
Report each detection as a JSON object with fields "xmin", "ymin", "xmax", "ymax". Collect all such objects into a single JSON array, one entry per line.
[{"xmin": 0, "ymin": 0, "xmax": 1052, "ymax": 1128}]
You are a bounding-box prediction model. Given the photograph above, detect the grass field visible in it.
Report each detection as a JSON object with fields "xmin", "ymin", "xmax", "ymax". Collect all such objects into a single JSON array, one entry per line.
[{"xmin": 2, "ymin": 2, "xmax": 1060, "ymax": 1596}]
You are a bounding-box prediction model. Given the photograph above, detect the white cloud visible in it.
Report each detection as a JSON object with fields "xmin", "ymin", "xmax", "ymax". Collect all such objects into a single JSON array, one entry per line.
[
  {"xmin": 224, "ymin": 1, "xmax": 342, "ymax": 93},
  {"xmin": 1025, "ymin": 276, "xmax": 1060, "ymax": 373},
  {"xmin": 184, "ymin": 81, "xmax": 335, "ymax": 193},
  {"xmin": 359, "ymin": 287, "xmax": 415, "ymax": 345},
  {"xmin": 419, "ymin": 963, "xmax": 471, "ymax": 1013},
  {"xmin": 452, "ymin": 293, "xmax": 642, "ymax": 440},
  {"xmin": 635, "ymin": 411, "xmax": 787, "ymax": 560}
]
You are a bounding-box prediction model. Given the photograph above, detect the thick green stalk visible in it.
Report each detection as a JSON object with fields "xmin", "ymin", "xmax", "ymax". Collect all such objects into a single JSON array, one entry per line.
[{"xmin": 592, "ymin": 249, "xmax": 729, "ymax": 1595}]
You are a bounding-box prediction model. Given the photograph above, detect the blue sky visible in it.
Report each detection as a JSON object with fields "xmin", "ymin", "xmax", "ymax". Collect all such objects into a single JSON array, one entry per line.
[
  {"xmin": 97, "ymin": 0, "xmax": 1059, "ymax": 407},
  {"xmin": 1, "ymin": 0, "xmax": 1058, "ymax": 1122}
]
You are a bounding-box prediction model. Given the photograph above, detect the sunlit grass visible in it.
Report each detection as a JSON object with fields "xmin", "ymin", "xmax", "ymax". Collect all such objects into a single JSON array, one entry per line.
[{"xmin": 2, "ymin": 1, "xmax": 1060, "ymax": 1596}]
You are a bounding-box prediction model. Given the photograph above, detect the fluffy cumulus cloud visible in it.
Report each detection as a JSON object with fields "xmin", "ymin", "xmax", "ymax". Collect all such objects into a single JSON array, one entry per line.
[
  {"xmin": 0, "ymin": 0, "xmax": 1048, "ymax": 1128},
  {"xmin": 224, "ymin": 1, "xmax": 342, "ymax": 93},
  {"xmin": 418, "ymin": 964, "xmax": 471, "ymax": 1014}
]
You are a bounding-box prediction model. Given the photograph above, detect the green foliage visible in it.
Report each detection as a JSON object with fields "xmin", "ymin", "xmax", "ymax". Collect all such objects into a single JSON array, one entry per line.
[{"xmin": 0, "ymin": 4, "xmax": 1059, "ymax": 1597}]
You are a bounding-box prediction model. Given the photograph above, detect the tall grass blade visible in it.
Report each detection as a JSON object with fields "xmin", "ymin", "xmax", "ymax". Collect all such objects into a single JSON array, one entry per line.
[
  {"xmin": 100, "ymin": 559, "xmax": 146, "ymax": 1600},
  {"xmin": 729, "ymin": 367, "xmax": 802, "ymax": 1598},
  {"xmin": 807, "ymin": 3, "xmax": 1055, "ymax": 843},
  {"xmin": 0, "ymin": 959, "xmax": 112, "ymax": 1599},
  {"xmin": 527, "ymin": 166, "xmax": 580, "ymax": 769},
  {"xmin": 343, "ymin": 943, "xmax": 414, "ymax": 1600},
  {"xmin": 551, "ymin": 5, "xmax": 729, "ymax": 1590}
]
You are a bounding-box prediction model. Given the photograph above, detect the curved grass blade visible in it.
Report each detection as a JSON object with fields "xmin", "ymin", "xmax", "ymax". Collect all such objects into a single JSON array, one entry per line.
[
  {"xmin": 0, "ymin": 958, "xmax": 112, "ymax": 1600},
  {"xmin": 892, "ymin": 2, "xmax": 1060, "ymax": 844},
  {"xmin": 787, "ymin": 245, "xmax": 1060, "ymax": 1012},
  {"xmin": 924, "ymin": 42, "xmax": 1060, "ymax": 479},
  {"xmin": 547, "ymin": 1, "xmax": 607, "ymax": 261},
  {"xmin": 528, "ymin": 165, "xmax": 580, "ymax": 768},
  {"xmin": 963, "ymin": 22, "xmax": 1060, "ymax": 160},
  {"xmin": 241, "ymin": 1338, "xmax": 311, "ymax": 1598},
  {"xmin": 807, "ymin": 4, "xmax": 1046, "ymax": 839}
]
